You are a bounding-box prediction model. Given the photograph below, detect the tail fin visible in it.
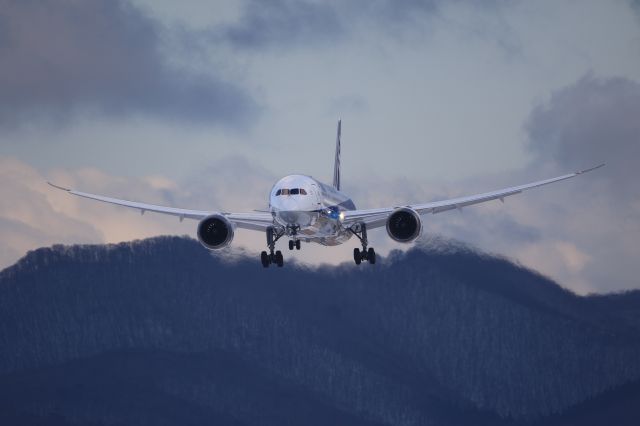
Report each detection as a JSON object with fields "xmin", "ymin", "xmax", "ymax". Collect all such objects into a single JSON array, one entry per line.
[{"xmin": 333, "ymin": 119, "xmax": 341, "ymax": 191}]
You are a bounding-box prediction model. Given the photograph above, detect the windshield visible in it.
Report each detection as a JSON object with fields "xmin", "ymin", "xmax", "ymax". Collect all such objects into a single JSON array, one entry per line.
[{"xmin": 275, "ymin": 188, "xmax": 307, "ymax": 196}]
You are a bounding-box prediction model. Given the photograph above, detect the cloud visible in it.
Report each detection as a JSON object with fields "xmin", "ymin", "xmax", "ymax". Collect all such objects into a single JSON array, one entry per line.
[
  {"xmin": 521, "ymin": 75, "xmax": 640, "ymax": 293},
  {"xmin": 214, "ymin": 0, "xmax": 507, "ymax": 50},
  {"xmin": 525, "ymin": 74, "xmax": 640, "ymax": 199},
  {"xmin": 215, "ymin": 0, "xmax": 345, "ymax": 49},
  {"xmin": 0, "ymin": 156, "xmax": 193, "ymax": 270},
  {"xmin": 340, "ymin": 74, "xmax": 640, "ymax": 294},
  {"xmin": 408, "ymin": 74, "xmax": 640, "ymax": 294},
  {"xmin": 0, "ymin": 0, "xmax": 257, "ymax": 128},
  {"xmin": 328, "ymin": 94, "xmax": 368, "ymax": 115},
  {"xmin": 0, "ymin": 158, "xmax": 102, "ymax": 268}
]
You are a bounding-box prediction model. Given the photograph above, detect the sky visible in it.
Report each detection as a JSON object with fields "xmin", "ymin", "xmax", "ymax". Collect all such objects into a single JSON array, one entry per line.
[{"xmin": 1, "ymin": 0, "xmax": 639, "ymax": 294}]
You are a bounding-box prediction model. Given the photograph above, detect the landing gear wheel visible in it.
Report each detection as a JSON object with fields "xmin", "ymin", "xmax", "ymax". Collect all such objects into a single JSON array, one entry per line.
[
  {"xmin": 275, "ymin": 250, "xmax": 284, "ymax": 267},
  {"xmin": 295, "ymin": 240, "xmax": 301, "ymax": 250},
  {"xmin": 367, "ymin": 247, "xmax": 376, "ymax": 264},
  {"xmin": 350, "ymin": 223, "xmax": 375, "ymax": 266},
  {"xmin": 288, "ymin": 240, "xmax": 294, "ymax": 250},
  {"xmin": 261, "ymin": 251, "xmax": 270, "ymax": 268},
  {"xmin": 353, "ymin": 248, "xmax": 362, "ymax": 265},
  {"xmin": 263, "ymin": 226, "xmax": 285, "ymax": 268}
]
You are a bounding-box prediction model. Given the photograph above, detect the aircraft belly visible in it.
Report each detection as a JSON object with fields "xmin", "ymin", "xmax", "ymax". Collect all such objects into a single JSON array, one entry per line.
[
  {"xmin": 276, "ymin": 210, "xmax": 316, "ymax": 227},
  {"xmin": 300, "ymin": 215, "xmax": 352, "ymax": 246}
]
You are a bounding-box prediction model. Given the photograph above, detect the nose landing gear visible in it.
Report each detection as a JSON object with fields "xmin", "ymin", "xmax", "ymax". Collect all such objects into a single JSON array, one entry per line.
[{"xmin": 288, "ymin": 239, "xmax": 301, "ymax": 250}]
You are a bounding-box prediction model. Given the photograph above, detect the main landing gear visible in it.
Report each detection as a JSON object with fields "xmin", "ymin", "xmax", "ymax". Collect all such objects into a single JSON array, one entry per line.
[
  {"xmin": 349, "ymin": 223, "xmax": 376, "ymax": 265},
  {"xmin": 261, "ymin": 227, "xmax": 285, "ymax": 268}
]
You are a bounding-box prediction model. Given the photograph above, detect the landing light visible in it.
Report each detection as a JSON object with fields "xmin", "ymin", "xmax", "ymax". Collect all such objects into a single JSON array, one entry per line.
[{"xmin": 325, "ymin": 206, "xmax": 340, "ymax": 220}]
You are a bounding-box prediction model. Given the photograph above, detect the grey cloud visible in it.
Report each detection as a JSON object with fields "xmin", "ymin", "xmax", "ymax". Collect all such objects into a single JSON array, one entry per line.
[
  {"xmin": 214, "ymin": 0, "xmax": 458, "ymax": 50},
  {"xmin": 521, "ymin": 75, "xmax": 640, "ymax": 292},
  {"xmin": 328, "ymin": 94, "xmax": 368, "ymax": 115},
  {"xmin": 525, "ymin": 74, "xmax": 640, "ymax": 199},
  {"xmin": 217, "ymin": 0, "xmax": 345, "ymax": 49},
  {"xmin": 348, "ymin": 75, "xmax": 640, "ymax": 292},
  {"xmin": 360, "ymin": 0, "xmax": 440, "ymax": 26},
  {"xmin": 0, "ymin": 0, "xmax": 257, "ymax": 127},
  {"xmin": 420, "ymin": 75, "xmax": 640, "ymax": 292},
  {"xmin": 180, "ymin": 156, "xmax": 277, "ymax": 212},
  {"xmin": 440, "ymin": 210, "xmax": 542, "ymax": 248}
]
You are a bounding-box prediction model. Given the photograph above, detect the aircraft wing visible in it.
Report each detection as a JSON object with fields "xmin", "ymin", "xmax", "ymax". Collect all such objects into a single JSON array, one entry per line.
[
  {"xmin": 342, "ymin": 164, "xmax": 605, "ymax": 230},
  {"xmin": 47, "ymin": 182, "xmax": 275, "ymax": 232}
]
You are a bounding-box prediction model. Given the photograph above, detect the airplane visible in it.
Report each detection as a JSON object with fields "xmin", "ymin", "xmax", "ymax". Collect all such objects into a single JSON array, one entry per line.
[{"xmin": 48, "ymin": 120, "xmax": 604, "ymax": 268}]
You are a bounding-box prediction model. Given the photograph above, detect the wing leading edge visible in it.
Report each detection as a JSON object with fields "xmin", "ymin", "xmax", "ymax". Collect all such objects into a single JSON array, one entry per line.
[
  {"xmin": 342, "ymin": 164, "xmax": 605, "ymax": 230},
  {"xmin": 47, "ymin": 182, "xmax": 274, "ymax": 231}
]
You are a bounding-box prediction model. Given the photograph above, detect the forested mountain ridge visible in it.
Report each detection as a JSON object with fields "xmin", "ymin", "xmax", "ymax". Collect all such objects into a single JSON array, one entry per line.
[{"xmin": 1, "ymin": 236, "xmax": 639, "ymax": 425}]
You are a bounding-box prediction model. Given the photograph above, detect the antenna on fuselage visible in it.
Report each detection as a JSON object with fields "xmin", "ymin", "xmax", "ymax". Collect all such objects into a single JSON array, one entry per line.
[{"xmin": 333, "ymin": 119, "xmax": 341, "ymax": 191}]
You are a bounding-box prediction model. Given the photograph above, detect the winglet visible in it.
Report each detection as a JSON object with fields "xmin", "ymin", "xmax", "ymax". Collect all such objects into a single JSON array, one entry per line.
[
  {"xmin": 333, "ymin": 119, "xmax": 341, "ymax": 191},
  {"xmin": 576, "ymin": 163, "xmax": 605, "ymax": 175},
  {"xmin": 47, "ymin": 181, "xmax": 71, "ymax": 192}
]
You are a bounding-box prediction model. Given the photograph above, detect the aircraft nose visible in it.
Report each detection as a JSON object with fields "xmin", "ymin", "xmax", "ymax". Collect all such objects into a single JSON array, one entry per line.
[
  {"xmin": 278, "ymin": 210, "xmax": 299, "ymax": 223},
  {"xmin": 272, "ymin": 196, "xmax": 301, "ymax": 211}
]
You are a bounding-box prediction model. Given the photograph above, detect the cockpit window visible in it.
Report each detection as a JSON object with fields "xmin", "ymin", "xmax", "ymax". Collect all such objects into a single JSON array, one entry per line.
[{"xmin": 276, "ymin": 188, "xmax": 307, "ymax": 196}]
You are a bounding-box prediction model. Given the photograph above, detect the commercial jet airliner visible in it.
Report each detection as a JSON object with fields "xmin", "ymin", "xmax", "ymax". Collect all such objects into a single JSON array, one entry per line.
[{"xmin": 48, "ymin": 121, "xmax": 603, "ymax": 268}]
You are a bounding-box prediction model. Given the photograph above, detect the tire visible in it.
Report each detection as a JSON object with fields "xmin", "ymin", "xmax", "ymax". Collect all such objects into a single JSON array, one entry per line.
[
  {"xmin": 289, "ymin": 240, "xmax": 294, "ymax": 250},
  {"xmin": 295, "ymin": 240, "xmax": 301, "ymax": 250},
  {"xmin": 260, "ymin": 251, "xmax": 270, "ymax": 268},
  {"xmin": 275, "ymin": 250, "xmax": 284, "ymax": 267},
  {"xmin": 353, "ymin": 248, "xmax": 362, "ymax": 265},
  {"xmin": 367, "ymin": 248, "xmax": 376, "ymax": 264}
]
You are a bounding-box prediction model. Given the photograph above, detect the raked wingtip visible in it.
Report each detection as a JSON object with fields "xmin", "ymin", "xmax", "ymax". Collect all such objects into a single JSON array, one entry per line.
[
  {"xmin": 577, "ymin": 163, "xmax": 605, "ymax": 175},
  {"xmin": 47, "ymin": 181, "xmax": 71, "ymax": 192}
]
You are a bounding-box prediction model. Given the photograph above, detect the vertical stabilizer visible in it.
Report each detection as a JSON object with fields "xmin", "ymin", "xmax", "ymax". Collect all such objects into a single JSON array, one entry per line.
[{"xmin": 333, "ymin": 119, "xmax": 341, "ymax": 191}]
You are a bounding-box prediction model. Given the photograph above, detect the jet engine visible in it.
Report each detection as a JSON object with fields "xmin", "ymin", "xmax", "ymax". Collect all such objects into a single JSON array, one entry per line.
[
  {"xmin": 386, "ymin": 207, "xmax": 422, "ymax": 243},
  {"xmin": 197, "ymin": 214, "xmax": 235, "ymax": 249}
]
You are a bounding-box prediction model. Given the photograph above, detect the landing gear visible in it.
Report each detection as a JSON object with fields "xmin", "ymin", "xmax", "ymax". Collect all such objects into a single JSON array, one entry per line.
[
  {"xmin": 350, "ymin": 223, "xmax": 376, "ymax": 265},
  {"xmin": 286, "ymin": 224, "xmax": 302, "ymax": 252},
  {"xmin": 288, "ymin": 239, "xmax": 301, "ymax": 250},
  {"xmin": 262, "ymin": 227, "xmax": 285, "ymax": 268},
  {"xmin": 293, "ymin": 240, "xmax": 300, "ymax": 250},
  {"xmin": 353, "ymin": 247, "xmax": 376, "ymax": 265}
]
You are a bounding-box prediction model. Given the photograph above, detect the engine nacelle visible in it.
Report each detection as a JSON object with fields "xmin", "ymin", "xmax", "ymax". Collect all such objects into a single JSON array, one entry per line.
[
  {"xmin": 197, "ymin": 214, "xmax": 235, "ymax": 249},
  {"xmin": 386, "ymin": 207, "xmax": 422, "ymax": 243}
]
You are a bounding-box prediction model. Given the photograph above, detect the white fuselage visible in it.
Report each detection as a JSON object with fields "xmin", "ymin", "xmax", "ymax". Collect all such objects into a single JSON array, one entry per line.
[{"xmin": 269, "ymin": 174, "xmax": 355, "ymax": 246}]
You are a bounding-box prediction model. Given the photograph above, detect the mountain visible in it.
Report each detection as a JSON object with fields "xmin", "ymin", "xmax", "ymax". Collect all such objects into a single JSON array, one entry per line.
[{"xmin": 1, "ymin": 236, "xmax": 639, "ymax": 425}]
